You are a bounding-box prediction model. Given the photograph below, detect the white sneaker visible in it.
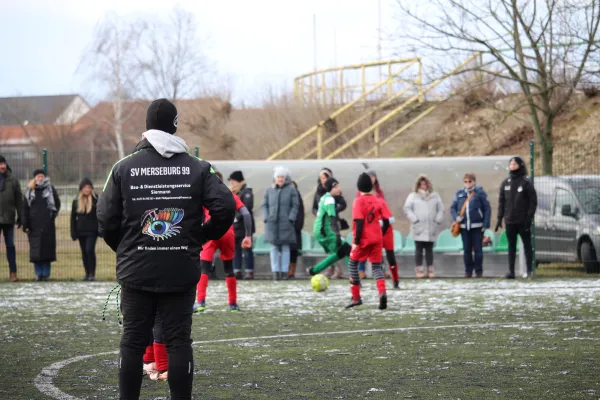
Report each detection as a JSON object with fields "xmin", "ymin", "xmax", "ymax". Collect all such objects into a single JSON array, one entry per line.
[
  {"xmin": 143, "ymin": 362, "xmax": 155, "ymax": 375},
  {"xmin": 522, "ymin": 272, "xmax": 528, "ymax": 279}
]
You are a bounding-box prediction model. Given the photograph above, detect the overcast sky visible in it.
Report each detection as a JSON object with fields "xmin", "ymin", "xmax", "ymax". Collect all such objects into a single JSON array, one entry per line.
[{"xmin": 0, "ymin": 0, "xmax": 400, "ymax": 105}]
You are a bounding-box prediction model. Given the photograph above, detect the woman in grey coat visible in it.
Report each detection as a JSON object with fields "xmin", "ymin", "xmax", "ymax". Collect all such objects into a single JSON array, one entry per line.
[
  {"xmin": 403, "ymin": 175, "xmax": 444, "ymax": 278},
  {"xmin": 262, "ymin": 167, "xmax": 299, "ymax": 280}
]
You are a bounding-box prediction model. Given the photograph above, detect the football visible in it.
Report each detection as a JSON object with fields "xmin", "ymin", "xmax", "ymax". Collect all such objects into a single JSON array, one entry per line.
[{"xmin": 311, "ymin": 274, "xmax": 329, "ymax": 292}]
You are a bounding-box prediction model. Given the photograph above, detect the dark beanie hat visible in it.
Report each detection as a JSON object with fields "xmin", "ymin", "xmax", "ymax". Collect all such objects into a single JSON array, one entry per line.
[
  {"xmin": 146, "ymin": 98, "xmax": 178, "ymax": 134},
  {"xmin": 357, "ymin": 172, "xmax": 373, "ymax": 193},
  {"xmin": 229, "ymin": 170, "xmax": 244, "ymax": 182},
  {"xmin": 32, "ymin": 168, "xmax": 45, "ymax": 178},
  {"xmin": 325, "ymin": 177, "xmax": 339, "ymax": 193},
  {"xmin": 0, "ymin": 155, "xmax": 6, "ymax": 164},
  {"xmin": 79, "ymin": 177, "xmax": 94, "ymax": 191}
]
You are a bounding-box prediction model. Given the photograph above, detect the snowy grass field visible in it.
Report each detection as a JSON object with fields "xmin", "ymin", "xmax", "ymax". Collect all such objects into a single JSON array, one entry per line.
[{"xmin": 1, "ymin": 278, "xmax": 600, "ymax": 399}]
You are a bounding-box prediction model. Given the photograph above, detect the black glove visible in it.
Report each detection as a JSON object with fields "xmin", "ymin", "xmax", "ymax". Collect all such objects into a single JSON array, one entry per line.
[
  {"xmin": 494, "ymin": 217, "xmax": 503, "ymax": 232},
  {"xmin": 339, "ymin": 218, "xmax": 350, "ymax": 231},
  {"xmin": 524, "ymin": 218, "xmax": 533, "ymax": 232}
]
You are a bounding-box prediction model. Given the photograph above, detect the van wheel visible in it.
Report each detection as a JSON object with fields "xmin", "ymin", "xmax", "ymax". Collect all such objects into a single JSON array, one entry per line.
[{"xmin": 581, "ymin": 241, "xmax": 600, "ymax": 274}]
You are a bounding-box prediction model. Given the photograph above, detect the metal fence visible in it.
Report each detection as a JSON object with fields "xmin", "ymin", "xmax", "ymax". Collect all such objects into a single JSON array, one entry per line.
[{"xmin": 531, "ymin": 140, "xmax": 600, "ymax": 273}]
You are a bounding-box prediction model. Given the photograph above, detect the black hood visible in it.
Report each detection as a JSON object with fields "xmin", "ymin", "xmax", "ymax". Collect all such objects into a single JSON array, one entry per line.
[{"xmin": 509, "ymin": 156, "xmax": 528, "ymax": 178}]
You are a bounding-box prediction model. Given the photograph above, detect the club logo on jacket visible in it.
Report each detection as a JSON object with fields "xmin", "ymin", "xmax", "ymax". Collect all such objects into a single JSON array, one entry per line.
[
  {"xmin": 173, "ymin": 115, "xmax": 178, "ymax": 127},
  {"xmin": 141, "ymin": 208, "xmax": 184, "ymax": 241}
]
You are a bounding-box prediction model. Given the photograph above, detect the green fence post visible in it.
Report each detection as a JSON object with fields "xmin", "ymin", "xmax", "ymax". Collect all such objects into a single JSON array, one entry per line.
[
  {"xmin": 194, "ymin": 146, "xmax": 199, "ymax": 158},
  {"xmin": 530, "ymin": 140, "xmax": 536, "ymax": 275},
  {"xmin": 42, "ymin": 149, "xmax": 48, "ymax": 175}
]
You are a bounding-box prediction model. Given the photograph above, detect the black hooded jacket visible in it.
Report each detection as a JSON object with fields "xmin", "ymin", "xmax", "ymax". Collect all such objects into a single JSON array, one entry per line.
[
  {"xmin": 498, "ymin": 160, "xmax": 538, "ymax": 225},
  {"xmin": 312, "ymin": 184, "xmax": 347, "ymax": 216},
  {"xmin": 98, "ymin": 139, "xmax": 236, "ymax": 292}
]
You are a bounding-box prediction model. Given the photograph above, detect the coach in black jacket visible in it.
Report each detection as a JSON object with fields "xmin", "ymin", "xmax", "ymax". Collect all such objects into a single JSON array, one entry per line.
[
  {"xmin": 495, "ymin": 156, "xmax": 537, "ymax": 279},
  {"xmin": 98, "ymin": 98, "xmax": 235, "ymax": 400}
]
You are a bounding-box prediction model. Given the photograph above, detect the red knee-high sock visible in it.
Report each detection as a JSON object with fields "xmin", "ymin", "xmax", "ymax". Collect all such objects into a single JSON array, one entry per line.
[
  {"xmin": 197, "ymin": 274, "xmax": 209, "ymax": 302},
  {"xmin": 351, "ymin": 284, "xmax": 361, "ymax": 300},
  {"xmin": 225, "ymin": 276, "xmax": 237, "ymax": 305},
  {"xmin": 376, "ymin": 279, "xmax": 387, "ymax": 295},
  {"xmin": 143, "ymin": 345, "xmax": 154, "ymax": 363},
  {"xmin": 389, "ymin": 264, "xmax": 399, "ymax": 282},
  {"xmin": 153, "ymin": 342, "xmax": 168, "ymax": 372}
]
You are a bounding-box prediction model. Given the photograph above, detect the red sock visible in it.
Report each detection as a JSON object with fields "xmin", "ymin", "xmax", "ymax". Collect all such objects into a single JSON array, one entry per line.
[
  {"xmin": 389, "ymin": 264, "xmax": 400, "ymax": 282},
  {"xmin": 225, "ymin": 276, "xmax": 237, "ymax": 305},
  {"xmin": 197, "ymin": 274, "xmax": 209, "ymax": 302},
  {"xmin": 143, "ymin": 345, "xmax": 154, "ymax": 363},
  {"xmin": 376, "ymin": 279, "xmax": 387, "ymax": 295},
  {"xmin": 153, "ymin": 342, "xmax": 168, "ymax": 372},
  {"xmin": 351, "ymin": 284, "xmax": 361, "ymax": 300}
]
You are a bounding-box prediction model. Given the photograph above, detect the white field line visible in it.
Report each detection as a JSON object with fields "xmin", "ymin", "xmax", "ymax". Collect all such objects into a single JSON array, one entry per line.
[{"xmin": 35, "ymin": 318, "xmax": 600, "ymax": 399}]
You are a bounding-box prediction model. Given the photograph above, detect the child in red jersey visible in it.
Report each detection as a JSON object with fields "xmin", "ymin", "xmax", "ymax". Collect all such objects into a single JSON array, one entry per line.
[
  {"xmin": 194, "ymin": 172, "xmax": 252, "ymax": 312},
  {"xmin": 347, "ymin": 173, "xmax": 390, "ymax": 310},
  {"xmin": 355, "ymin": 169, "xmax": 400, "ymax": 288}
]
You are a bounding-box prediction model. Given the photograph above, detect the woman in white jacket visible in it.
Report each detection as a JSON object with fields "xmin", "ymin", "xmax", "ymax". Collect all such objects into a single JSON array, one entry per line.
[{"xmin": 403, "ymin": 175, "xmax": 445, "ymax": 278}]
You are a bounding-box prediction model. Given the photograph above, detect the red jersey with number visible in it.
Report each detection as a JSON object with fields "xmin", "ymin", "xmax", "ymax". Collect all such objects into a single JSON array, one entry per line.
[{"xmin": 352, "ymin": 194, "xmax": 383, "ymax": 246}]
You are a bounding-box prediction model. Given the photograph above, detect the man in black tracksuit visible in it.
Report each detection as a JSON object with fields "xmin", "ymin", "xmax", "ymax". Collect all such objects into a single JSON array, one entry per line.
[
  {"xmin": 495, "ymin": 156, "xmax": 538, "ymax": 279},
  {"xmin": 98, "ymin": 98, "xmax": 235, "ymax": 400}
]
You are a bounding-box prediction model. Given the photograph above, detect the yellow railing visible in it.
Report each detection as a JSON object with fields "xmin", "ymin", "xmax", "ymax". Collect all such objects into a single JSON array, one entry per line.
[
  {"xmin": 294, "ymin": 58, "xmax": 424, "ymax": 107},
  {"xmin": 267, "ymin": 53, "xmax": 480, "ymax": 161},
  {"xmin": 267, "ymin": 59, "xmax": 423, "ymax": 161},
  {"xmin": 324, "ymin": 53, "xmax": 480, "ymax": 159}
]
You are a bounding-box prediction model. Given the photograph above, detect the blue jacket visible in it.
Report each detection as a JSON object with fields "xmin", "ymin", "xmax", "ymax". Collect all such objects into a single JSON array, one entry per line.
[{"xmin": 450, "ymin": 186, "xmax": 491, "ymax": 231}]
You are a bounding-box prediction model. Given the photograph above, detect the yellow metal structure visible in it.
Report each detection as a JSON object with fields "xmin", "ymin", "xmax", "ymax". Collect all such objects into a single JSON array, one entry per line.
[{"xmin": 267, "ymin": 54, "xmax": 480, "ymax": 161}]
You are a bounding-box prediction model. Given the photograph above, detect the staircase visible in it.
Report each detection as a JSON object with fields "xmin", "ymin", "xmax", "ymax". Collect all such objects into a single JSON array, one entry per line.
[{"xmin": 266, "ymin": 53, "xmax": 481, "ymax": 160}]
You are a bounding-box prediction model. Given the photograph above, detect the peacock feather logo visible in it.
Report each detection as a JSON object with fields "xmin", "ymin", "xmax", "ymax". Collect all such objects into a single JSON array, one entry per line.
[{"xmin": 141, "ymin": 208, "xmax": 184, "ymax": 241}]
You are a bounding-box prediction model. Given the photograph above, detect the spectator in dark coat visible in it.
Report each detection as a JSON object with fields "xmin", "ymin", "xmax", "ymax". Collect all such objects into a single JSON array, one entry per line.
[
  {"xmin": 496, "ymin": 157, "xmax": 537, "ymax": 279},
  {"xmin": 71, "ymin": 178, "xmax": 99, "ymax": 281},
  {"xmin": 262, "ymin": 167, "xmax": 299, "ymax": 280},
  {"xmin": 0, "ymin": 155, "xmax": 23, "ymax": 282},
  {"xmin": 290, "ymin": 181, "xmax": 305, "ymax": 279},
  {"xmin": 229, "ymin": 170, "xmax": 256, "ymax": 280},
  {"xmin": 22, "ymin": 169, "xmax": 61, "ymax": 281}
]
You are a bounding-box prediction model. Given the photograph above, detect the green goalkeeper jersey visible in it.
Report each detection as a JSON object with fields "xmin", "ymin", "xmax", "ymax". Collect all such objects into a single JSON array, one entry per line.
[{"xmin": 313, "ymin": 192, "xmax": 337, "ymax": 238}]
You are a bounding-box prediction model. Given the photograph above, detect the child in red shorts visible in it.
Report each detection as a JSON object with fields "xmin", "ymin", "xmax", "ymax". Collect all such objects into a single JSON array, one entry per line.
[
  {"xmin": 347, "ymin": 173, "xmax": 390, "ymax": 310},
  {"xmin": 194, "ymin": 173, "xmax": 252, "ymax": 313}
]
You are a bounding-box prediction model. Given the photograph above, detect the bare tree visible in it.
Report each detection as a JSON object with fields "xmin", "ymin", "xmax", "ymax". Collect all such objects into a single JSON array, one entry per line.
[
  {"xmin": 80, "ymin": 13, "xmax": 145, "ymax": 158},
  {"xmin": 395, "ymin": 0, "xmax": 600, "ymax": 174},
  {"xmin": 137, "ymin": 7, "xmax": 210, "ymax": 101}
]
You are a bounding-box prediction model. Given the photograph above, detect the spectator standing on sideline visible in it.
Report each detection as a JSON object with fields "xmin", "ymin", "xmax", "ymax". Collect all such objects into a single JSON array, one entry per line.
[
  {"xmin": 262, "ymin": 167, "xmax": 299, "ymax": 280},
  {"xmin": 290, "ymin": 181, "xmax": 305, "ymax": 279},
  {"xmin": 229, "ymin": 170, "xmax": 256, "ymax": 280},
  {"xmin": 71, "ymin": 178, "xmax": 99, "ymax": 281},
  {"xmin": 451, "ymin": 173, "xmax": 491, "ymax": 278},
  {"xmin": 98, "ymin": 98, "xmax": 235, "ymax": 399},
  {"xmin": 496, "ymin": 157, "xmax": 537, "ymax": 279},
  {"xmin": 403, "ymin": 175, "xmax": 444, "ymax": 278},
  {"xmin": 22, "ymin": 169, "xmax": 61, "ymax": 281},
  {"xmin": 0, "ymin": 155, "xmax": 23, "ymax": 282}
]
